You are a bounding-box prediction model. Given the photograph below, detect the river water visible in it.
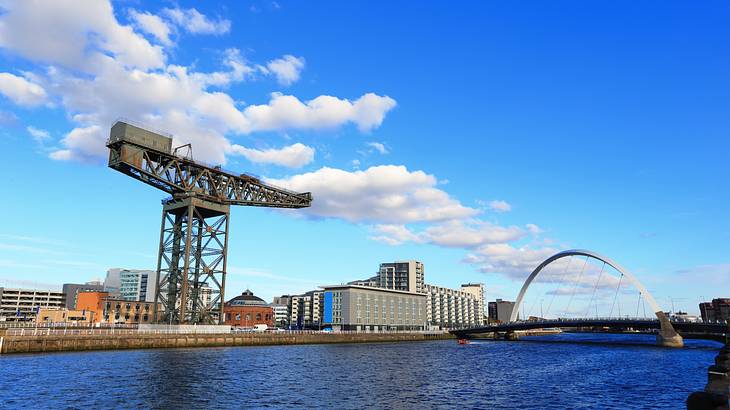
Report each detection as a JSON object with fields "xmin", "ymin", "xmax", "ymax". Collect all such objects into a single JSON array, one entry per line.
[{"xmin": 0, "ymin": 333, "xmax": 722, "ymax": 409}]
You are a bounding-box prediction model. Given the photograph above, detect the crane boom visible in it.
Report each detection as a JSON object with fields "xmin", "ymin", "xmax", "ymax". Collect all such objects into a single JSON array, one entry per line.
[{"xmin": 106, "ymin": 121, "xmax": 312, "ymax": 208}]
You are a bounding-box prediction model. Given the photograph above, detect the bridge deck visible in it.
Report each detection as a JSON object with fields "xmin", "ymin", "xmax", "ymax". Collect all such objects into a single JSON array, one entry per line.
[{"xmin": 451, "ymin": 318, "xmax": 729, "ymax": 337}]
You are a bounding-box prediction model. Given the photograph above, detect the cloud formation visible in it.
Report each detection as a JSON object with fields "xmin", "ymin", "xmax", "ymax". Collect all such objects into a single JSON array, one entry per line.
[
  {"xmin": 0, "ymin": 72, "xmax": 47, "ymax": 107},
  {"xmin": 488, "ymin": 200, "xmax": 512, "ymax": 213},
  {"xmin": 262, "ymin": 55, "xmax": 305, "ymax": 86},
  {"xmin": 0, "ymin": 0, "xmax": 397, "ymax": 165},
  {"xmin": 269, "ymin": 165, "xmax": 478, "ymax": 224},
  {"xmin": 230, "ymin": 143, "xmax": 315, "ymax": 168},
  {"xmin": 162, "ymin": 7, "xmax": 230, "ymax": 35}
]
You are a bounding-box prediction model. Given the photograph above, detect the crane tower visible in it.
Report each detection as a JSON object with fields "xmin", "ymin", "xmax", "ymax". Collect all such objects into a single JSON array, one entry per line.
[{"xmin": 106, "ymin": 121, "xmax": 312, "ymax": 324}]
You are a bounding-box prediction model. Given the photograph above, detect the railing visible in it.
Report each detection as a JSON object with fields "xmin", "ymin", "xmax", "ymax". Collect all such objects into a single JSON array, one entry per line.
[{"xmin": 5, "ymin": 328, "xmax": 450, "ymax": 337}]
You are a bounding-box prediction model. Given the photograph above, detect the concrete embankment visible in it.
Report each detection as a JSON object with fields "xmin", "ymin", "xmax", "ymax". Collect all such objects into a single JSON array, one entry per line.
[{"xmin": 0, "ymin": 332, "xmax": 453, "ymax": 355}]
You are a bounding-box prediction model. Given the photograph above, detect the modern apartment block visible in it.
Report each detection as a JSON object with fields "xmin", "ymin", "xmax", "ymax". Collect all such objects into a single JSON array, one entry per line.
[
  {"xmin": 289, "ymin": 290, "xmax": 324, "ymax": 329},
  {"xmin": 321, "ymin": 284, "xmax": 427, "ymax": 331},
  {"xmin": 378, "ymin": 260, "xmax": 425, "ymax": 294},
  {"xmin": 62, "ymin": 281, "xmax": 104, "ymax": 309},
  {"xmin": 699, "ymin": 298, "xmax": 730, "ymax": 322},
  {"xmin": 271, "ymin": 304, "xmax": 289, "ymax": 328},
  {"xmin": 104, "ymin": 268, "xmax": 158, "ymax": 302},
  {"xmin": 424, "ymin": 284, "xmax": 482, "ymax": 329},
  {"xmin": 488, "ymin": 299, "xmax": 516, "ymax": 323},
  {"xmin": 460, "ymin": 283, "xmax": 486, "ymax": 322},
  {"xmin": 0, "ymin": 287, "xmax": 66, "ymax": 321}
]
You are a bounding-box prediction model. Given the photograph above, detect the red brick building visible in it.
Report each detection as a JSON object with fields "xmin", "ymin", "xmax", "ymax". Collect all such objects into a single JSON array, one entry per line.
[{"xmin": 223, "ymin": 289, "xmax": 273, "ymax": 328}]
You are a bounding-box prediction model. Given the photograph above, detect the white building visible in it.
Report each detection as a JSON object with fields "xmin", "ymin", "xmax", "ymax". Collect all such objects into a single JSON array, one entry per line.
[
  {"xmin": 424, "ymin": 284, "xmax": 482, "ymax": 329},
  {"xmin": 289, "ymin": 290, "xmax": 324, "ymax": 329},
  {"xmin": 0, "ymin": 287, "xmax": 65, "ymax": 321},
  {"xmin": 321, "ymin": 284, "xmax": 427, "ymax": 331},
  {"xmin": 271, "ymin": 304, "xmax": 289, "ymax": 327},
  {"xmin": 460, "ymin": 283, "xmax": 486, "ymax": 324},
  {"xmin": 104, "ymin": 268, "xmax": 157, "ymax": 302}
]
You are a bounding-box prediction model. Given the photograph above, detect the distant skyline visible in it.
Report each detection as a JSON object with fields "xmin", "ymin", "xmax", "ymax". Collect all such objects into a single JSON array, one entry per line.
[{"xmin": 1, "ymin": 1, "xmax": 728, "ymax": 314}]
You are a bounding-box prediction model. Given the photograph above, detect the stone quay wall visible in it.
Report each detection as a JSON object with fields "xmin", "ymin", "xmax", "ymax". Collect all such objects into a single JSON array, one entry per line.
[{"xmin": 0, "ymin": 331, "xmax": 453, "ymax": 355}]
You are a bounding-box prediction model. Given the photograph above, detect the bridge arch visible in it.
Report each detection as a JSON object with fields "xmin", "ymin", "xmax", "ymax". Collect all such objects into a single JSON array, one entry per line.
[{"xmin": 509, "ymin": 249, "xmax": 683, "ymax": 347}]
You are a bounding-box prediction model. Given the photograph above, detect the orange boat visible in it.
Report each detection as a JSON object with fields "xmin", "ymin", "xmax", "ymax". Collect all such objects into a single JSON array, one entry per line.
[{"xmin": 458, "ymin": 339, "xmax": 469, "ymax": 345}]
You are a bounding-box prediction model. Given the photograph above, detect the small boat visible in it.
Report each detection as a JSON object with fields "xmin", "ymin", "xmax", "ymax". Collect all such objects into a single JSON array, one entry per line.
[{"xmin": 458, "ymin": 339, "xmax": 469, "ymax": 345}]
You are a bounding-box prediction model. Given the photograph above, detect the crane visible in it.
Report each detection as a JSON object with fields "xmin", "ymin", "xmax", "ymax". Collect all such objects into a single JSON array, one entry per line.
[{"xmin": 106, "ymin": 121, "xmax": 312, "ymax": 324}]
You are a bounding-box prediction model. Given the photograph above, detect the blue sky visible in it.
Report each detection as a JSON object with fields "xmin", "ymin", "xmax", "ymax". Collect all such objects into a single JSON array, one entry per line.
[{"xmin": 0, "ymin": 1, "xmax": 728, "ymax": 315}]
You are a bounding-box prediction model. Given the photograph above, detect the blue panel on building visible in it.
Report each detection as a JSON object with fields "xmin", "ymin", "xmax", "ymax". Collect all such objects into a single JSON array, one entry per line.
[{"xmin": 323, "ymin": 291, "xmax": 333, "ymax": 323}]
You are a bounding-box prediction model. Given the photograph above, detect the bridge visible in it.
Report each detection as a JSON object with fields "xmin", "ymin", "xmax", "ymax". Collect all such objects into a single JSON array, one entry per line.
[{"xmin": 451, "ymin": 249, "xmax": 729, "ymax": 347}]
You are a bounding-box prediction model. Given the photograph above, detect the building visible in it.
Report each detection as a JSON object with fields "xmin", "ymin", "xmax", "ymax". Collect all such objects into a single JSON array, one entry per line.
[
  {"xmin": 460, "ymin": 283, "xmax": 486, "ymax": 324},
  {"xmin": 223, "ymin": 290, "xmax": 273, "ymax": 328},
  {"xmin": 348, "ymin": 275, "xmax": 380, "ymax": 288},
  {"xmin": 76, "ymin": 291, "xmax": 158, "ymax": 324},
  {"xmin": 349, "ymin": 261, "xmax": 485, "ymax": 329},
  {"xmin": 488, "ymin": 299, "xmax": 516, "ymax": 324},
  {"xmin": 271, "ymin": 304, "xmax": 289, "ymax": 328},
  {"xmin": 62, "ymin": 281, "xmax": 104, "ymax": 309},
  {"xmin": 321, "ymin": 284, "xmax": 427, "ymax": 331},
  {"xmin": 104, "ymin": 268, "xmax": 158, "ymax": 302},
  {"xmin": 699, "ymin": 298, "xmax": 730, "ymax": 322},
  {"xmin": 424, "ymin": 284, "xmax": 482, "ymax": 329},
  {"xmin": 0, "ymin": 287, "xmax": 65, "ymax": 322},
  {"xmin": 35, "ymin": 308, "xmax": 95, "ymax": 324},
  {"xmin": 377, "ymin": 260, "xmax": 425, "ymax": 294},
  {"xmin": 289, "ymin": 290, "xmax": 324, "ymax": 329}
]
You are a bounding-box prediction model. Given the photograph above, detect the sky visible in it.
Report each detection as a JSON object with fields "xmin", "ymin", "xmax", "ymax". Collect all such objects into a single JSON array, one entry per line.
[{"xmin": 0, "ymin": 1, "xmax": 728, "ymax": 315}]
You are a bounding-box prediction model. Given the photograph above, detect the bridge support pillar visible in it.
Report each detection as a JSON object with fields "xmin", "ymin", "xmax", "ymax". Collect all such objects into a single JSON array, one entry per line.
[
  {"xmin": 656, "ymin": 312, "xmax": 684, "ymax": 348},
  {"xmin": 657, "ymin": 333, "xmax": 684, "ymax": 348}
]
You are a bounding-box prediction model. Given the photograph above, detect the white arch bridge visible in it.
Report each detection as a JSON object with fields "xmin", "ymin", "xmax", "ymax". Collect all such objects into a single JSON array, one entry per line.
[{"xmin": 452, "ymin": 249, "xmax": 729, "ymax": 347}]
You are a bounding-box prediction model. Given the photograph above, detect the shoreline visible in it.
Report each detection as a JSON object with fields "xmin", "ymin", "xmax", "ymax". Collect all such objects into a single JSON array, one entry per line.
[{"xmin": 0, "ymin": 331, "xmax": 454, "ymax": 355}]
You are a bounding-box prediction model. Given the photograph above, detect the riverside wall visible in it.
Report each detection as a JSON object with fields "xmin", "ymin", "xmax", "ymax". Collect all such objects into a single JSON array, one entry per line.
[{"xmin": 0, "ymin": 332, "xmax": 453, "ymax": 355}]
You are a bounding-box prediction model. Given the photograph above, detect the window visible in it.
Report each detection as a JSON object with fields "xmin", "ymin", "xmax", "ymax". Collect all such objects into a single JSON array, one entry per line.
[
  {"xmin": 256, "ymin": 313, "xmax": 262, "ymax": 321},
  {"xmin": 235, "ymin": 313, "xmax": 241, "ymax": 320},
  {"xmin": 135, "ymin": 304, "xmax": 140, "ymax": 310},
  {"xmin": 245, "ymin": 314, "xmax": 251, "ymax": 321}
]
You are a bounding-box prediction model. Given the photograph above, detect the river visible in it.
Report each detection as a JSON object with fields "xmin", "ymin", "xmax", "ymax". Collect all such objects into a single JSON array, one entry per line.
[{"xmin": 0, "ymin": 333, "xmax": 722, "ymax": 409}]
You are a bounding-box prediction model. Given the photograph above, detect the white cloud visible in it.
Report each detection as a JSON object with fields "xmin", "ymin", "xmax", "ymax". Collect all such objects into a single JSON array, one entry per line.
[
  {"xmin": 488, "ymin": 200, "xmax": 512, "ymax": 213},
  {"xmin": 0, "ymin": 0, "xmax": 164, "ymax": 70},
  {"xmin": 49, "ymin": 125, "xmax": 105, "ymax": 162},
  {"xmin": 370, "ymin": 224, "xmax": 423, "ymax": 245},
  {"xmin": 230, "ymin": 143, "xmax": 314, "ymax": 168},
  {"xmin": 243, "ymin": 92, "xmax": 396, "ymax": 133},
  {"xmin": 423, "ymin": 220, "xmax": 525, "ymax": 248},
  {"xmin": 162, "ymin": 7, "xmax": 230, "ymax": 35},
  {"xmin": 268, "ymin": 165, "xmax": 479, "ymax": 224},
  {"xmin": 263, "ymin": 55, "xmax": 305, "ymax": 86},
  {"xmin": 193, "ymin": 48, "xmax": 256, "ymax": 87},
  {"xmin": 0, "ymin": 1, "xmax": 397, "ymax": 165},
  {"xmin": 526, "ymin": 223, "xmax": 543, "ymax": 235},
  {"xmin": 463, "ymin": 243, "xmax": 557, "ymax": 279},
  {"xmin": 0, "ymin": 72, "xmax": 47, "ymax": 107},
  {"xmin": 366, "ymin": 141, "xmax": 389, "ymax": 154},
  {"xmin": 129, "ymin": 9, "xmax": 173, "ymax": 46},
  {"xmin": 26, "ymin": 126, "xmax": 50, "ymax": 142}
]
